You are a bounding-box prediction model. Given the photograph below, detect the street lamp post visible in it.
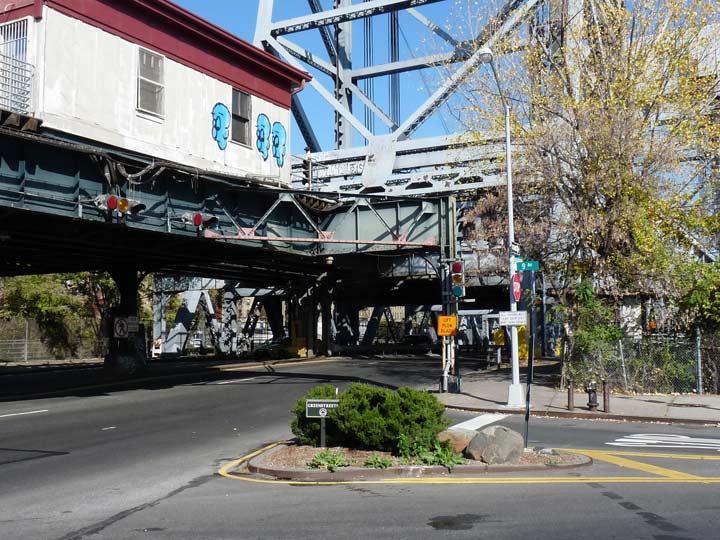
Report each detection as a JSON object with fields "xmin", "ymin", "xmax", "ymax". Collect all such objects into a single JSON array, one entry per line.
[{"xmin": 479, "ymin": 47, "xmax": 524, "ymax": 407}]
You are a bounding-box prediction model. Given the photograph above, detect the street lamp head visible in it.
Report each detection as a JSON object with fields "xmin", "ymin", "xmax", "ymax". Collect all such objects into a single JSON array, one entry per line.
[{"xmin": 478, "ymin": 46, "xmax": 494, "ymax": 64}]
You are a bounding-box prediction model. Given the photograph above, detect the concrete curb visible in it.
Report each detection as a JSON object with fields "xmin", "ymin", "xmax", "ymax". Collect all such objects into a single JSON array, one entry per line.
[
  {"xmin": 440, "ymin": 404, "xmax": 720, "ymax": 427},
  {"xmin": 245, "ymin": 444, "xmax": 593, "ymax": 482}
]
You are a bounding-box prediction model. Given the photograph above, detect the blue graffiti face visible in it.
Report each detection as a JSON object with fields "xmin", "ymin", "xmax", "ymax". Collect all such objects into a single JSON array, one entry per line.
[
  {"xmin": 211, "ymin": 103, "xmax": 231, "ymax": 150},
  {"xmin": 271, "ymin": 122, "xmax": 287, "ymax": 168},
  {"xmin": 256, "ymin": 113, "xmax": 271, "ymax": 161}
]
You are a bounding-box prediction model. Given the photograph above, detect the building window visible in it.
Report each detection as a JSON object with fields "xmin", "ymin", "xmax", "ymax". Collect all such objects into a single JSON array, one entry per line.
[
  {"xmin": 231, "ymin": 89, "xmax": 251, "ymax": 145},
  {"xmin": 137, "ymin": 48, "xmax": 164, "ymax": 117},
  {"xmin": 0, "ymin": 19, "xmax": 31, "ymax": 115}
]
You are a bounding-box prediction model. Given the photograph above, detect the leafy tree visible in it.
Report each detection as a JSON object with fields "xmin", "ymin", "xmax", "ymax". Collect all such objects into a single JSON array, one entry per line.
[
  {"xmin": 444, "ymin": 0, "xmax": 719, "ymax": 352},
  {"xmin": 0, "ymin": 272, "xmax": 128, "ymax": 357},
  {"xmin": 0, "ymin": 275, "xmax": 82, "ymax": 357}
]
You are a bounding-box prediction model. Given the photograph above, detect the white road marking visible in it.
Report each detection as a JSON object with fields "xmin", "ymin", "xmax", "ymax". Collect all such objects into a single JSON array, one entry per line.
[
  {"xmin": 101, "ymin": 426, "xmax": 116, "ymax": 431},
  {"xmin": 450, "ymin": 413, "xmax": 509, "ymax": 431},
  {"xmin": 0, "ymin": 409, "xmax": 49, "ymax": 419},
  {"xmin": 607, "ymin": 433, "xmax": 720, "ymax": 452},
  {"xmin": 214, "ymin": 377, "xmax": 258, "ymax": 385}
]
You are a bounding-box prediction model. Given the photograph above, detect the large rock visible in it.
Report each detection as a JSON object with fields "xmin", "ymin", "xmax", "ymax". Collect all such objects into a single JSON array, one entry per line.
[
  {"xmin": 438, "ymin": 428, "xmax": 477, "ymax": 453},
  {"xmin": 465, "ymin": 425, "xmax": 524, "ymax": 465}
]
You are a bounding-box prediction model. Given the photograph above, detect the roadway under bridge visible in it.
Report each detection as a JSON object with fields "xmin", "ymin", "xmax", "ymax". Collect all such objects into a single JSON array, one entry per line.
[{"xmin": 0, "ymin": 125, "xmax": 471, "ymax": 371}]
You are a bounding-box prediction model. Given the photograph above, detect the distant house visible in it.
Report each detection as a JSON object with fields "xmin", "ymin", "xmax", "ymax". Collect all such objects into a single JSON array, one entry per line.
[{"xmin": 0, "ymin": 0, "xmax": 309, "ymax": 185}]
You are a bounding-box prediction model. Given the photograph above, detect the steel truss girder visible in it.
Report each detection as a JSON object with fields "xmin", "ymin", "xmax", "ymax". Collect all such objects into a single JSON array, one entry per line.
[
  {"xmin": 256, "ymin": 0, "xmax": 540, "ymax": 195},
  {"xmin": 270, "ymin": 0, "xmax": 447, "ymax": 36},
  {"xmin": 0, "ymin": 129, "xmax": 444, "ymax": 262},
  {"xmin": 204, "ymin": 192, "xmax": 441, "ymax": 251},
  {"xmin": 291, "ymin": 133, "xmax": 507, "ymax": 194}
]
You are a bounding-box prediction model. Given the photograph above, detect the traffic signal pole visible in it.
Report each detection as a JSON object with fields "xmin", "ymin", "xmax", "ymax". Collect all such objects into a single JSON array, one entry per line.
[{"xmin": 438, "ymin": 196, "xmax": 459, "ymax": 392}]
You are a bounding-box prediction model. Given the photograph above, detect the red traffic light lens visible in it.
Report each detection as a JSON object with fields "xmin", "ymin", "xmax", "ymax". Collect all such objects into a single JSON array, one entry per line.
[
  {"xmin": 451, "ymin": 261, "xmax": 463, "ymax": 273},
  {"xmin": 106, "ymin": 195, "xmax": 118, "ymax": 210},
  {"xmin": 193, "ymin": 213, "xmax": 203, "ymax": 227}
]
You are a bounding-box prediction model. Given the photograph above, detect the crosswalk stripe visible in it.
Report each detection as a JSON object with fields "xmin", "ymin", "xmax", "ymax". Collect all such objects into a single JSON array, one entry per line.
[{"xmin": 450, "ymin": 413, "xmax": 509, "ymax": 431}]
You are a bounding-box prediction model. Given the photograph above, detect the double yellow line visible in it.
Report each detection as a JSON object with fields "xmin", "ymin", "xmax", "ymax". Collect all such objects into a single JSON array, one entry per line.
[{"xmin": 218, "ymin": 445, "xmax": 720, "ymax": 486}]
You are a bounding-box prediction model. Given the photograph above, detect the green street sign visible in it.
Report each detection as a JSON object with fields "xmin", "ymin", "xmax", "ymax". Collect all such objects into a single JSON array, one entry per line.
[{"xmin": 516, "ymin": 260, "xmax": 539, "ymax": 272}]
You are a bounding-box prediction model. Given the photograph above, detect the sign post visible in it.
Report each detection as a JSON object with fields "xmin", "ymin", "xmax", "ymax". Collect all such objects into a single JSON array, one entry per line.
[
  {"xmin": 306, "ymin": 399, "xmax": 339, "ymax": 447},
  {"xmin": 524, "ymin": 334, "xmax": 535, "ymax": 448},
  {"xmin": 437, "ymin": 316, "xmax": 458, "ymax": 393}
]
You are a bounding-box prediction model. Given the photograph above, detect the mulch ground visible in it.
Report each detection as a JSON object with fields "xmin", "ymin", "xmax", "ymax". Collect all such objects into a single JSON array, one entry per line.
[{"xmin": 260, "ymin": 444, "xmax": 581, "ymax": 471}]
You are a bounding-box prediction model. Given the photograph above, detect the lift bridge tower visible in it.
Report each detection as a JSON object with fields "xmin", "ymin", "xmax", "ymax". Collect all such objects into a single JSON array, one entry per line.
[{"xmin": 253, "ymin": 0, "xmax": 544, "ymax": 196}]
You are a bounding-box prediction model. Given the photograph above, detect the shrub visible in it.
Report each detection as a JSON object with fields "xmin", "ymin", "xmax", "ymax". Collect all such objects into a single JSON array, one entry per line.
[
  {"xmin": 307, "ymin": 449, "xmax": 352, "ymax": 472},
  {"xmin": 291, "ymin": 383, "xmax": 449, "ymax": 454},
  {"xmin": 290, "ymin": 384, "xmax": 341, "ymax": 446},
  {"xmin": 363, "ymin": 454, "xmax": 393, "ymax": 469},
  {"xmin": 397, "ymin": 435, "xmax": 465, "ymax": 471}
]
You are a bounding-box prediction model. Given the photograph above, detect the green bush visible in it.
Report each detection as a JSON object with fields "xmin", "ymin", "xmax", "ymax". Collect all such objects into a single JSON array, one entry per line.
[
  {"xmin": 363, "ymin": 454, "xmax": 393, "ymax": 469},
  {"xmin": 291, "ymin": 383, "xmax": 449, "ymax": 454},
  {"xmin": 290, "ymin": 384, "xmax": 342, "ymax": 446},
  {"xmin": 307, "ymin": 449, "xmax": 352, "ymax": 472},
  {"xmin": 396, "ymin": 435, "xmax": 465, "ymax": 470}
]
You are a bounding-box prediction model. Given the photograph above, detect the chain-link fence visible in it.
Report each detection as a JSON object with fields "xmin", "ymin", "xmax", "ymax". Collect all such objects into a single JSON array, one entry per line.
[
  {"xmin": 567, "ymin": 335, "xmax": 717, "ymax": 394},
  {"xmin": 700, "ymin": 335, "xmax": 720, "ymax": 395},
  {"xmin": 0, "ymin": 319, "xmax": 105, "ymax": 365}
]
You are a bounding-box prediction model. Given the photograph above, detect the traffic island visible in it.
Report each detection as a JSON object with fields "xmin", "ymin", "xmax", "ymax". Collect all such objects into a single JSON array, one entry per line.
[{"xmin": 241, "ymin": 444, "xmax": 592, "ymax": 482}]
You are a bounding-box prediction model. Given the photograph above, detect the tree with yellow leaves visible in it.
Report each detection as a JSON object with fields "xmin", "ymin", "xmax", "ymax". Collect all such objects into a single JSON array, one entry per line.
[{"xmin": 447, "ymin": 0, "xmax": 719, "ymax": 361}]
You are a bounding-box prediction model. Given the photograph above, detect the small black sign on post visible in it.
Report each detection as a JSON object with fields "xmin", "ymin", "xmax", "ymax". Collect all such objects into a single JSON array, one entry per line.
[{"xmin": 305, "ymin": 399, "xmax": 339, "ymax": 447}]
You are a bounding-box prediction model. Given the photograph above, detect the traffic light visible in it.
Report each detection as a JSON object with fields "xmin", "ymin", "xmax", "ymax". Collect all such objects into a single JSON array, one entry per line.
[
  {"xmin": 450, "ymin": 259, "xmax": 465, "ymax": 298},
  {"xmin": 93, "ymin": 195, "xmax": 145, "ymax": 215},
  {"xmin": 302, "ymin": 156, "xmax": 312, "ymax": 185},
  {"xmin": 182, "ymin": 212, "xmax": 218, "ymax": 230}
]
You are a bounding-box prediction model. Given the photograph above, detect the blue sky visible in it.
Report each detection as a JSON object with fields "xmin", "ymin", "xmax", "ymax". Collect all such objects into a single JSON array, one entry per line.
[
  {"xmin": 176, "ymin": 0, "xmax": 258, "ymax": 42},
  {"xmin": 174, "ymin": 0, "xmax": 468, "ymax": 154}
]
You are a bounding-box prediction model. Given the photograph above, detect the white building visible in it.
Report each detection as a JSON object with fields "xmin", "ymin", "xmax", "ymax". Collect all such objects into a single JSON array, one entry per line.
[{"xmin": 0, "ymin": 0, "xmax": 309, "ymax": 186}]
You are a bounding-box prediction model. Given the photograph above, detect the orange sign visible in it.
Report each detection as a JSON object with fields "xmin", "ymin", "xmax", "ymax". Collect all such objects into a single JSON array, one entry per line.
[{"xmin": 437, "ymin": 315, "xmax": 458, "ymax": 337}]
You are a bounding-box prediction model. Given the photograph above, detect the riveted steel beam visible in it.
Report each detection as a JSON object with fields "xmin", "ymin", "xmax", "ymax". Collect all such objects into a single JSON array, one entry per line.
[{"xmin": 270, "ymin": 0, "xmax": 446, "ymax": 36}]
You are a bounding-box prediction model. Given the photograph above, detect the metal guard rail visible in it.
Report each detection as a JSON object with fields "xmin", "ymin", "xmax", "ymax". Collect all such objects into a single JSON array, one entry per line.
[{"xmin": 0, "ymin": 52, "xmax": 33, "ymax": 115}]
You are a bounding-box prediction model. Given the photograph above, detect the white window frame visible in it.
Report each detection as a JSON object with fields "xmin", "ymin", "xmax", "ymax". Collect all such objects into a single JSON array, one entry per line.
[{"xmin": 136, "ymin": 47, "xmax": 164, "ymax": 118}]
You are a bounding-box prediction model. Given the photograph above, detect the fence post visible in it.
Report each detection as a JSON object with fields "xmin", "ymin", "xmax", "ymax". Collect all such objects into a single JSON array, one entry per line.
[
  {"xmin": 695, "ymin": 326, "xmax": 703, "ymax": 395},
  {"xmin": 23, "ymin": 318, "xmax": 29, "ymax": 362}
]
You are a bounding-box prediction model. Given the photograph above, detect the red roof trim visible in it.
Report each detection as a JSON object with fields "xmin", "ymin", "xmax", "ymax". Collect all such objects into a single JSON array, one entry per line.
[
  {"xmin": 0, "ymin": 0, "xmax": 42, "ymax": 23},
  {"xmin": 42, "ymin": 0, "xmax": 310, "ymax": 109}
]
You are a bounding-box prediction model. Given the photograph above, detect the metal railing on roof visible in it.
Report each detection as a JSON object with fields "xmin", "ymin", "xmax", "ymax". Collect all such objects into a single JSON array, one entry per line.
[
  {"xmin": 0, "ymin": 18, "xmax": 32, "ymax": 115},
  {"xmin": 0, "ymin": 52, "xmax": 33, "ymax": 114}
]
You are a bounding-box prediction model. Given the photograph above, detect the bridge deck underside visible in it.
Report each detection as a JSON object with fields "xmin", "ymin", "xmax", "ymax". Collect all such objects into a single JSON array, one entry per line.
[{"xmin": 0, "ymin": 129, "xmax": 446, "ymax": 301}]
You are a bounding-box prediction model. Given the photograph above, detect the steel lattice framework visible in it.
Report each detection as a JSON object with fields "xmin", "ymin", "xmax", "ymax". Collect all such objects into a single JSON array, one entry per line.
[{"xmin": 254, "ymin": 0, "xmax": 542, "ymax": 196}]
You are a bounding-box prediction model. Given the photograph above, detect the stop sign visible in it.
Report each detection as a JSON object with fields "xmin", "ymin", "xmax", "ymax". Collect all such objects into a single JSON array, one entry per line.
[{"xmin": 512, "ymin": 272, "xmax": 521, "ymax": 303}]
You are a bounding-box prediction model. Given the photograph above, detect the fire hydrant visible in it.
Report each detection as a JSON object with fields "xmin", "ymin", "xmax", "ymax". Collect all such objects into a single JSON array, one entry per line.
[{"xmin": 586, "ymin": 380, "xmax": 599, "ymax": 411}]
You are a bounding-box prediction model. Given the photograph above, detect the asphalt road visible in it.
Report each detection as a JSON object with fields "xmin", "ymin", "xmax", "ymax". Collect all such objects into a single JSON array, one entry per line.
[{"xmin": 1, "ymin": 357, "xmax": 719, "ymax": 540}]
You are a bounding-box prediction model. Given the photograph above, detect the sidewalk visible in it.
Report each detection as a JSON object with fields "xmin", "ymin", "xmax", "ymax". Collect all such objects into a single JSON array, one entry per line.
[{"xmin": 429, "ymin": 362, "xmax": 720, "ymax": 426}]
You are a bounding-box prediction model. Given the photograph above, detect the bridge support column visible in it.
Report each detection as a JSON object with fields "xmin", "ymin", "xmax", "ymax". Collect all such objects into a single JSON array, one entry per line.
[
  {"xmin": 219, "ymin": 286, "xmax": 239, "ymax": 355},
  {"xmin": 289, "ymin": 295, "xmax": 317, "ymax": 358},
  {"xmin": 361, "ymin": 306, "xmax": 384, "ymax": 346},
  {"xmin": 320, "ymin": 286, "xmax": 333, "ymax": 356},
  {"xmin": 264, "ymin": 298, "xmax": 287, "ymax": 341},
  {"xmin": 106, "ymin": 268, "xmax": 147, "ymax": 377},
  {"xmin": 335, "ymin": 303, "xmax": 359, "ymax": 346},
  {"xmin": 153, "ymin": 291, "xmax": 166, "ymax": 345}
]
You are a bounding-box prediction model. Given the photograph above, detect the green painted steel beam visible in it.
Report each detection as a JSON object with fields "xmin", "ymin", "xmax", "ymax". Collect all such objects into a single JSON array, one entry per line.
[{"xmin": 0, "ymin": 128, "xmax": 444, "ymax": 279}]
